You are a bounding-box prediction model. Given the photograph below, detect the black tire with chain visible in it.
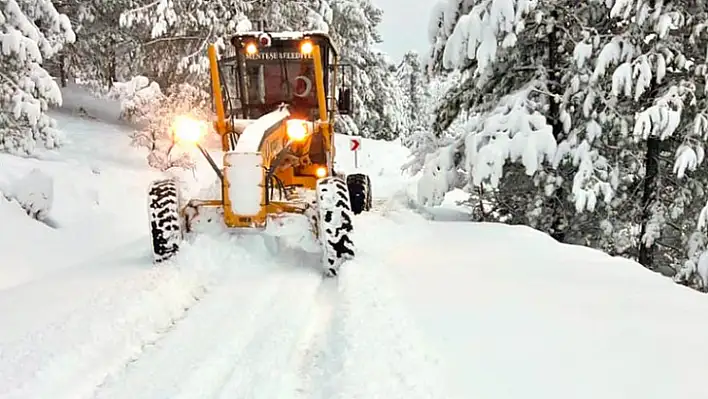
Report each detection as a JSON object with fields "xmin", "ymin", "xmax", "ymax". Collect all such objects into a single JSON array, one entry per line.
[
  {"xmin": 316, "ymin": 176, "xmax": 355, "ymax": 277},
  {"xmin": 346, "ymin": 173, "xmax": 372, "ymax": 215},
  {"xmin": 148, "ymin": 179, "xmax": 183, "ymax": 263}
]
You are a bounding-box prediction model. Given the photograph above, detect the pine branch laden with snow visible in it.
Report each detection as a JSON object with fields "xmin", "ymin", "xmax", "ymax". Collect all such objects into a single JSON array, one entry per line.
[
  {"xmin": 416, "ymin": 139, "xmax": 465, "ymax": 206},
  {"xmin": 417, "ymin": 82, "xmax": 557, "ymax": 207},
  {"xmin": 421, "ymin": 0, "xmax": 629, "ymax": 241},
  {"xmin": 441, "ymin": 0, "xmax": 537, "ymax": 77},
  {"xmin": 249, "ymin": 0, "xmax": 332, "ymax": 32},
  {"xmin": 119, "ymin": 0, "xmax": 250, "ymax": 78},
  {"xmin": 0, "ymin": 0, "xmax": 75, "ymax": 155},
  {"xmin": 466, "ymin": 83, "xmax": 557, "ymax": 184},
  {"xmin": 588, "ymin": 2, "xmax": 704, "ymax": 175},
  {"xmin": 584, "ymin": 0, "xmax": 708, "ymax": 274},
  {"xmin": 426, "ymin": 0, "xmax": 477, "ymax": 75}
]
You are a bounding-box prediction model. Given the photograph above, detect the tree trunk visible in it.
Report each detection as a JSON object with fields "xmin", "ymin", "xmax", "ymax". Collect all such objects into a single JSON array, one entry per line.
[
  {"xmin": 59, "ymin": 54, "xmax": 67, "ymax": 87},
  {"xmin": 638, "ymin": 137, "xmax": 660, "ymax": 269},
  {"xmin": 546, "ymin": 10, "xmax": 568, "ymax": 243},
  {"xmin": 106, "ymin": 39, "xmax": 117, "ymax": 89}
]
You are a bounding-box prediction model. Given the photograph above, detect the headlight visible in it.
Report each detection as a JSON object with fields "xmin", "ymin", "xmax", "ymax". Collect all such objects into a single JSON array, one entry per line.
[
  {"xmin": 300, "ymin": 41, "xmax": 313, "ymax": 55},
  {"xmin": 286, "ymin": 119, "xmax": 309, "ymax": 141},
  {"xmin": 245, "ymin": 42, "xmax": 258, "ymax": 55},
  {"xmin": 172, "ymin": 115, "xmax": 207, "ymax": 144}
]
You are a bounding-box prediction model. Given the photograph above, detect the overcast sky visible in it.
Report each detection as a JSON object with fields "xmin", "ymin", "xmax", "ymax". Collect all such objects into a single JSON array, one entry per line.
[{"xmin": 375, "ymin": 0, "xmax": 435, "ymax": 61}]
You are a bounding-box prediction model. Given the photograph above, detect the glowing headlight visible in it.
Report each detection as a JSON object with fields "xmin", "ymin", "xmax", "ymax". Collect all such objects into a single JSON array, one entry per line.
[
  {"xmin": 172, "ymin": 115, "xmax": 207, "ymax": 144},
  {"xmin": 300, "ymin": 41, "xmax": 313, "ymax": 55},
  {"xmin": 245, "ymin": 42, "xmax": 258, "ymax": 55},
  {"xmin": 286, "ymin": 119, "xmax": 309, "ymax": 141}
]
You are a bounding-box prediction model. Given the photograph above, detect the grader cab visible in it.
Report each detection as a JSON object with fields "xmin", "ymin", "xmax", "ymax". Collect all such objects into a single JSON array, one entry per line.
[{"xmin": 146, "ymin": 30, "xmax": 372, "ymax": 277}]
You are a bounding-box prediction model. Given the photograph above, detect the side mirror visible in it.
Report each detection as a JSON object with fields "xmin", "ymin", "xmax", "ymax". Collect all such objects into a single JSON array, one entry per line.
[{"xmin": 337, "ymin": 88, "xmax": 352, "ymax": 115}]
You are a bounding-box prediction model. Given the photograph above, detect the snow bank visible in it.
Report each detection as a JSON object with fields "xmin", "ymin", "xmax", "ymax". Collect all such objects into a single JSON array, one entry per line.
[
  {"xmin": 354, "ymin": 208, "xmax": 708, "ymax": 399},
  {"xmin": 0, "ymin": 195, "xmax": 57, "ymax": 289},
  {"xmin": 4, "ymin": 168, "xmax": 54, "ymax": 222},
  {"xmin": 0, "ymin": 233, "xmax": 247, "ymax": 399},
  {"xmin": 58, "ymin": 82, "xmax": 124, "ymax": 123},
  {"xmin": 0, "ymin": 111, "xmax": 159, "ymax": 290}
]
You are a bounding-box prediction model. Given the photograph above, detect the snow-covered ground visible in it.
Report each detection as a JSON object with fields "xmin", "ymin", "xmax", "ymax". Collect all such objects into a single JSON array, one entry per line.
[{"xmin": 2, "ymin": 85, "xmax": 708, "ymax": 398}]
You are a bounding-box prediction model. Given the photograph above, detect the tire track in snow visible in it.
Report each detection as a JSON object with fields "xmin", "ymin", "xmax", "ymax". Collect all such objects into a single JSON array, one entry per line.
[
  {"xmin": 311, "ymin": 205, "xmax": 452, "ymax": 399},
  {"xmin": 210, "ymin": 270, "xmax": 333, "ymax": 398},
  {"xmin": 287, "ymin": 278, "xmax": 345, "ymax": 399},
  {"xmin": 89, "ymin": 235, "xmax": 334, "ymax": 399},
  {"xmin": 213, "ymin": 277, "xmax": 346, "ymax": 399},
  {"xmin": 0, "ymin": 238, "xmax": 217, "ymax": 399},
  {"xmin": 93, "ymin": 270, "xmax": 292, "ymax": 399},
  {"xmin": 86, "ymin": 208, "xmax": 447, "ymax": 399}
]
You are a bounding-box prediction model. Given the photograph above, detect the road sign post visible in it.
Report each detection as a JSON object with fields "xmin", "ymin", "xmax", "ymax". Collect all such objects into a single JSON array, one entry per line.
[{"xmin": 350, "ymin": 137, "xmax": 361, "ymax": 168}]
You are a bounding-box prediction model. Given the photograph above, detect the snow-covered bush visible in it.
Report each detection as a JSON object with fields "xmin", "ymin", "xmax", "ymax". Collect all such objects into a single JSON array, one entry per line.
[
  {"xmin": 129, "ymin": 82, "xmax": 213, "ymax": 171},
  {"xmin": 107, "ymin": 76, "xmax": 164, "ymax": 124},
  {"xmin": 2, "ymin": 168, "xmax": 54, "ymax": 222},
  {"xmin": 0, "ymin": 0, "xmax": 75, "ymax": 155}
]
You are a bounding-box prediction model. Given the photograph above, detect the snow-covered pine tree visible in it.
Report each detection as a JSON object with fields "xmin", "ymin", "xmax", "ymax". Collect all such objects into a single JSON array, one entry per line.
[
  {"xmin": 57, "ymin": 0, "xmax": 138, "ymax": 89},
  {"xmin": 119, "ymin": 0, "xmax": 251, "ymax": 91},
  {"xmin": 396, "ymin": 51, "xmax": 430, "ymax": 145},
  {"xmin": 357, "ymin": 52, "xmax": 405, "ymax": 140},
  {"xmin": 416, "ymin": 0, "xmax": 708, "ymax": 288},
  {"xmin": 594, "ymin": 0, "xmax": 708, "ymax": 279},
  {"xmin": 0, "ymin": 0, "xmax": 75, "ymax": 155},
  {"xmin": 552, "ymin": 0, "xmax": 708, "ymax": 280},
  {"xmin": 328, "ymin": 0, "xmax": 403, "ymax": 140},
  {"xmin": 402, "ymin": 70, "xmax": 462, "ymax": 176},
  {"xmin": 417, "ymin": 0, "xmax": 596, "ymax": 234},
  {"xmin": 248, "ymin": 0, "xmax": 332, "ymax": 31}
]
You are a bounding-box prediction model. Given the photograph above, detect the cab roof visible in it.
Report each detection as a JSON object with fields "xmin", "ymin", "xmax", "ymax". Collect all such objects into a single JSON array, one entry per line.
[{"xmin": 230, "ymin": 30, "xmax": 339, "ymax": 56}]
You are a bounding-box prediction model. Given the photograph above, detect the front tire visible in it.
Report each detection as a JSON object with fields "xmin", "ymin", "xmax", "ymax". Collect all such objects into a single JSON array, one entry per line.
[
  {"xmin": 148, "ymin": 179, "xmax": 183, "ymax": 263},
  {"xmin": 316, "ymin": 176, "xmax": 355, "ymax": 277}
]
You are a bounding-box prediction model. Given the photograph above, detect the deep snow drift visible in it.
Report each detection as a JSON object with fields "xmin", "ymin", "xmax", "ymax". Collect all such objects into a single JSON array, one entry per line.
[{"xmin": 2, "ymin": 85, "xmax": 708, "ymax": 399}]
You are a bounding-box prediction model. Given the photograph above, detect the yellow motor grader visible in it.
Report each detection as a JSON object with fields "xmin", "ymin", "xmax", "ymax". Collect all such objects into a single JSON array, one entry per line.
[{"xmin": 147, "ymin": 30, "xmax": 372, "ymax": 276}]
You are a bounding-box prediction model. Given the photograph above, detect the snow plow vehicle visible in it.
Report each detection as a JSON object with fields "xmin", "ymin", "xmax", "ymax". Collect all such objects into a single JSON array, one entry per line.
[{"xmin": 147, "ymin": 30, "xmax": 372, "ymax": 276}]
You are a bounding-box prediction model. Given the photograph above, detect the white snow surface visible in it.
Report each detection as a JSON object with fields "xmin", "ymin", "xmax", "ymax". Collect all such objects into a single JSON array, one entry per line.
[
  {"xmin": 234, "ymin": 108, "xmax": 290, "ymax": 152},
  {"xmin": 2, "ymin": 85, "xmax": 708, "ymax": 398},
  {"xmin": 238, "ymin": 30, "xmax": 330, "ymax": 39},
  {"xmin": 225, "ymin": 152, "xmax": 262, "ymax": 216}
]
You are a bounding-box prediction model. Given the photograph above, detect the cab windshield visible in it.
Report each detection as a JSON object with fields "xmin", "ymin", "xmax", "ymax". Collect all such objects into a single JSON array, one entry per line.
[{"xmin": 220, "ymin": 45, "xmax": 319, "ymax": 120}]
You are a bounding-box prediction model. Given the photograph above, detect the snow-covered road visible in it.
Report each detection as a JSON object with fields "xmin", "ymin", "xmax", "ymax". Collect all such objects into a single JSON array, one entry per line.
[
  {"xmin": 93, "ymin": 240, "xmax": 336, "ymax": 399},
  {"xmin": 90, "ymin": 228, "xmax": 444, "ymax": 399}
]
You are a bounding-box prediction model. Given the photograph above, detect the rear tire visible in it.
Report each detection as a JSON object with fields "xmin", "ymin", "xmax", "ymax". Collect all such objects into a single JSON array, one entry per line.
[
  {"xmin": 148, "ymin": 179, "xmax": 183, "ymax": 263},
  {"xmin": 346, "ymin": 173, "xmax": 372, "ymax": 215},
  {"xmin": 316, "ymin": 176, "xmax": 355, "ymax": 277}
]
